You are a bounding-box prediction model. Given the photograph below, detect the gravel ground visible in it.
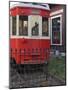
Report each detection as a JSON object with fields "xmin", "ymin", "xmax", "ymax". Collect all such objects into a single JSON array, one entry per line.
[{"xmin": 9, "ymin": 65, "xmax": 66, "ymax": 89}]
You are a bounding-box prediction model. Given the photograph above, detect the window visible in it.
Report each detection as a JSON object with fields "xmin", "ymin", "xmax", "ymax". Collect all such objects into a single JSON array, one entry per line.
[
  {"xmin": 12, "ymin": 16, "xmax": 16, "ymax": 35},
  {"xmin": 51, "ymin": 15, "xmax": 62, "ymax": 45},
  {"xmin": 42, "ymin": 17, "xmax": 48, "ymax": 36},
  {"xmin": 30, "ymin": 15, "xmax": 40, "ymax": 36},
  {"xmin": 19, "ymin": 16, "xmax": 28, "ymax": 36},
  {"xmin": 32, "ymin": 22, "xmax": 39, "ymax": 36}
]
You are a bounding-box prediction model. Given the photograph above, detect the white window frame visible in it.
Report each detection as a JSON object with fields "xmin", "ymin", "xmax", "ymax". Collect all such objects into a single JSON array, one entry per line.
[
  {"xmin": 10, "ymin": 15, "xmax": 18, "ymax": 38},
  {"xmin": 18, "ymin": 15, "xmax": 28, "ymax": 37},
  {"xmin": 42, "ymin": 17, "xmax": 50, "ymax": 38},
  {"xmin": 28, "ymin": 15, "xmax": 42, "ymax": 38},
  {"xmin": 10, "ymin": 15, "xmax": 50, "ymax": 39},
  {"xmin": 50, "ymin": 14, "xmax": 62, "ymax": 45},
  {"xmin": 28, "ymin": 15, "xmax": 50, "ymax": 39},
  {"xmin": 17, "ymin": 15, "xmax": 19, "ymax": 36},
  {"xmin": 10, "ymin": 16, "xmax": 12, "ymax": 36}
]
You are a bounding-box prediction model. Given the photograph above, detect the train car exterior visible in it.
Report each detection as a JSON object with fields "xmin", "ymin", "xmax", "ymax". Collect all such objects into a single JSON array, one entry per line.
[{"xmin": 10, "ymin": 3, "xmax": 50, "ymax": 65}]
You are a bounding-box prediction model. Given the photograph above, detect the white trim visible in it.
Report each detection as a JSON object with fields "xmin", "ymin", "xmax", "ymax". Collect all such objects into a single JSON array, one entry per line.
[
  {"xmin": 11, "ymin": 16, "xmax": 17, "ymax": 36},
  {"xmin": 48, "ymin": 18, "xmax": 50, "ymax": 38},
  {"xmin": 50, "ymin": 9, "xmax": 63, "ymax": 16},
  {"xmin": 50, "ymin": 17, "xmax": 52, "ymax": 45},
  {"xmin": 29, "ymin": 15, "xmax": 42, "ymax": 37},
  {"xmin": 10, "ymin": 3, "xmax": 50, "ymax": 11},
  {"xmin": 28, "ymin": 16, "xmax": 31, "ymax": 37},
  {"xmin": 51, "ymin": 14, "xmax": 62, "ymax": 19},
  {"xmin": 60, "ymin": 15, "xmax": 62, "ymax": 45},
  {"xmin": 10, "ymin": 15, "xmax": 19, "ymax": 36},
  {"xmin": 10, "ymin": 15, "xmax": 50, "ymax": 39},
  {"xmin": 39, "ymin": 16, "xmax": 42, "ymax": 37},
  {"xmin": 10, "ymin": 36, "xmax": 50, "ymax": 39},
  {"xmin": 42, "ymin": 17, "xmax": 50, "ymax": 38},
  {"xmin": 50, "ymin": 14, "xmax": 62, "ymax": 45},
  {"xmin": 10, "ymin": 16, "xmax": 12, "ymax": 36},
  {"xmin": 28, "ymin": 15, "xmax": 50, "ymax": 39},
  {"xmin": 17, "ymin": 15, "xmax": 19, "ymax": 36}
]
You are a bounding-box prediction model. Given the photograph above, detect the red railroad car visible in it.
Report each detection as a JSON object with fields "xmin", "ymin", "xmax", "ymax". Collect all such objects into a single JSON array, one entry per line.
[{"xmin": 10, "ymin": 3, "xmax": 50, "ymax": 65}]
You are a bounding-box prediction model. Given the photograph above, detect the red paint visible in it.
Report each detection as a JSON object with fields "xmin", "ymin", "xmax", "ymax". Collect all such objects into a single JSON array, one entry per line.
[
  {"xmin": 10, "ymin": 7, "xmax": 50, "ymax": 17},
  {"xmin": 10, "ymin": 5, "xmax": 50, "ymax": 64},
  {"xmin": 10, "ymin": 38, "xmax": 50, "ymax": 64}
]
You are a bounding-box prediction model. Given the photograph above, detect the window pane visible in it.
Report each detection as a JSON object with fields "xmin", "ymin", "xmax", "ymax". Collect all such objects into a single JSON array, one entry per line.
[
  {"xmin": 19, "ymin": 16, "xmax": 28, "ymax": 36},
  {"xmin": 42, "ymin": 18, "xmax": 48, "ymax": 36},
  {"xmin": 31, "ymin": 15, "xmax": 39, "ymax": 36},
  {"xmin": 12, "ymin": 16, "xmax": 16, "ymax": 35},
  {"xmin": 32, "ymin": 22, "xmax": 39, "ymax": 36},
  {"xmin": 52, "ymin": 17, "xmax": 60, "ymax": 44}
]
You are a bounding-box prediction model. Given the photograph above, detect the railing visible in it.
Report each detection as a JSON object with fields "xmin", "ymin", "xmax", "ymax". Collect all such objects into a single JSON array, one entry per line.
[{"xmin": 10, "ymin": 48, "xmax": 50, "ymax": 63}]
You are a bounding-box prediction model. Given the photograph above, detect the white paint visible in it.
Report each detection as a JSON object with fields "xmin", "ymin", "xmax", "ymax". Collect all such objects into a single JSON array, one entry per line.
[
  {"xmin": 10, "ymin": 2, "xmax": 50, "ymax": 11},
  {"xmin": 28, "ymin": 16, "xmax": 31, "ymax": 37},
  {"xmin": 50, "ymin": 9, "xmax": 63, "ymax": 16},
  {"xmin": 28, "ymin": 15, "xmax": 41, "ymax": 37},
  {"xmin": 11, "ymin": 15, "xmax": 50, "ymax": 39},
  {"xmin": 39, "ymin": 16, "xmax": 42, "ymax": 37},
  {"xmin": 17, "ymin": 15, "xmax": 19, "ymax": 36},
  {"xmin": 48, "ymin": 18, "xmax": 50, "ymax": 38},
  {"xmin": 10, "ymin": 36, "xmax": 50, "ymax": 39},
  {"xmin": 50, "ymin": 14, "xmax": 62, "ymax": 45},
  {"xmin": 10, "ymin": 16, "xmax": 12, "ymax": 36}
]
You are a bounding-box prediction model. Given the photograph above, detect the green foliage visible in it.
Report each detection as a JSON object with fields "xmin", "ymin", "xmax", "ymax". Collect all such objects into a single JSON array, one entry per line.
[{"xmin": 48, "ymin": 56, "xmax": 66, "ymax": 80}]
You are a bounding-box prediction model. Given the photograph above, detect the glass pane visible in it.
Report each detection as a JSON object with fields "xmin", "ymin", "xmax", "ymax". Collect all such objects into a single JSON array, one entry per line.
[
  {"xmin": 12, "ymin": 16, "xmax": 16, "ymax": 35},
  {"xmin": 31, "ymin": 15, "xmax": 39, "ymax": 36},
  {"xmin": 19, "ymin": 16, "xmax": 28, "ymax": 36},
  {"xmin": 52, "ymin": 17, "xmax": 60, "ymax": 44},
  {"xmin": 42, "ymin": 18, "xmax": 48, "ymax": 36},
  {"xmin": 32, "ymin": 22, "xmax": 39, "ymax": 36}
]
